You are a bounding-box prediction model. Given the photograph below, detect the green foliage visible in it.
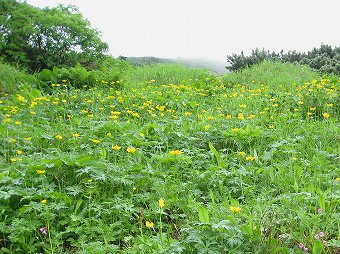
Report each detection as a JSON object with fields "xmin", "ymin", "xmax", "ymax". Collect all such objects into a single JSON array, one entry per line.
[
  {"xmin": 226, "ymin": 44, "xmax": 340, "ymax": 75},
  {"xmin": 0, "ymin": 62, "xmax": 339, "ymax": 253},
  {"xmin": 125, "ymin": 63, "xmax": 213, "ymax": 86},
  {"xmin": 0, "ymin": 0, "xmax": 108, "ymax": 72},
  {"xmin": 0, "ymin": 62, "xmax": 37, "ymax": 95},
  {"xmin": 58, "ymin": 65, "xmax": 120, "ymax": 89},
  {"xmin": 222, "ymin": 60, "xmax": 320, "ymax": 86}
]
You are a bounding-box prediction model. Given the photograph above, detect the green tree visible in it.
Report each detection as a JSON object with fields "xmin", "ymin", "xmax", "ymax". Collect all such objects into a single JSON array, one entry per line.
[{"xmin": 0, "ymin": 0, "xmax": 108, "ymax": 71}]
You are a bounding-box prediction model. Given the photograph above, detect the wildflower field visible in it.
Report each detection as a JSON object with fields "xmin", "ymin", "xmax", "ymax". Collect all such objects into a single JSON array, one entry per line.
[{"xmin": 0, "ymin": 62, "xmax": 339, "ymax": 253}]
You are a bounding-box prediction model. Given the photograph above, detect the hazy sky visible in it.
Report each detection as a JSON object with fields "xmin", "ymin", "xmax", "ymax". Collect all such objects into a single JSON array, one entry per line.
[{"xmin": 26, "ymin": 0, "xmax": 340, "ymax": 61}]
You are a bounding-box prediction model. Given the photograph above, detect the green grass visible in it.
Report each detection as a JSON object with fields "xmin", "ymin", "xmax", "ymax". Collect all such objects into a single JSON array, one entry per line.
[
  {"xmin": 125, "ymin": 63, "xmax": 213, "ymax": 86},
  {"xmin": 0, "ymin": 62, "xmax": 339, "ymax": 253},
  {"xmin": 222, "ymin": 60, "xmax": 320, "ymax": 86},
  {"xmin": 0, "ymin": 63, "xmax": 36, "ymax": 95}
]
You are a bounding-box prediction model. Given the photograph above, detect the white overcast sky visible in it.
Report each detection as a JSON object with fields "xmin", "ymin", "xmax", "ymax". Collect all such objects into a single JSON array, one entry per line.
[{"xmin": 26, "ymin": 0, "xmax": 340, "ymax": 61}]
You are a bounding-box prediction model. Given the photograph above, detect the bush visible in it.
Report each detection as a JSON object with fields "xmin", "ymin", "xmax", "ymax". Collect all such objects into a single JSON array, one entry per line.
[
  {"xmin": 226, "ymin": 44, "xmax": 340, "ymax": 75},
  {"xmin": 58, "ymin": 58, "xmax": 131, "ymax": 88},
  {"xmin": 222, "ymin": 60, "xmax": 320, "ymax": 86},
  {"xmin": 0, "ymin": 62, "xmax": 37, "ymax": 95}
]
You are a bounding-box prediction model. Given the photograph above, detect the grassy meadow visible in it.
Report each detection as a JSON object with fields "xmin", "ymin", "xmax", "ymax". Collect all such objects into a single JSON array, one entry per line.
[{"xmin": 0, "ymin": 61, "xmax": 339, "ymax": 253}]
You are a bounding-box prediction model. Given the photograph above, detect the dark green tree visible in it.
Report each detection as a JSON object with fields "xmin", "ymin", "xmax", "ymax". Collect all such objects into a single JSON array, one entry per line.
[{"xmin": 0, "ymin": 0, "xmax": 108, "ymax": 71}]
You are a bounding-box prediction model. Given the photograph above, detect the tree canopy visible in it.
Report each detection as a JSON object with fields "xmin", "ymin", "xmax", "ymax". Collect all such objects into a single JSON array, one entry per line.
[{"xmin": 0, "ymin": 0, "xmax": 108, "ymax": 71}]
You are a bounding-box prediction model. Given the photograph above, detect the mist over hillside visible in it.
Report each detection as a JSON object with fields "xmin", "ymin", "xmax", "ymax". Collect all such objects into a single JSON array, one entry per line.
[{"xmin": 123, "ymin": 56, "xmax": 229, "ymax": 74}]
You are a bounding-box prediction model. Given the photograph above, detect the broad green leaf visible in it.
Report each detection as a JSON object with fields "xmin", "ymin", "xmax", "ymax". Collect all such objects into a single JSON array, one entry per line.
[
  {"xmin": 313, "ymin": 240, "xmax": 323, "ymax": 254},
  {"xmin": 75, "ymin": 199, "xmax": 83, "ymax": 214},
  {"xmin": 208, "ymin": 142, "xmax": 226, "ymax": 167},
  {"xmin": 198, "ymin": 206, "xmax": 210, "ymax": 223}
]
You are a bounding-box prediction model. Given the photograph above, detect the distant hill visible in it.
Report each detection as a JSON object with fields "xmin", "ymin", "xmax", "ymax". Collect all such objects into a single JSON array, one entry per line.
[{"xmin": 120, "ymin": 56, "xmax": 229, "ymax": 74}]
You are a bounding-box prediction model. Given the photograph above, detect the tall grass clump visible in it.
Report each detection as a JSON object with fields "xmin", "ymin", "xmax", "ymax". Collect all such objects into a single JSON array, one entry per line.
[
  {"xmin": 223, "ymin": 60, "xmax": 320, "ymax": 86},
  {"xmin": 125, "ymin": 63, "xmax": 213, "ymax": 86},
  {"xmin": 0, "ymin": 63, "xmax": 35, "ymax": 95}
]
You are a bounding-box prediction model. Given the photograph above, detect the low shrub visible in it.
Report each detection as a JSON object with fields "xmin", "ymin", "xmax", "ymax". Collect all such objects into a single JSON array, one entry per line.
[
  {"xmin": 226, "ymin": 44, "xmax": 340, "ymax": 75},
  {"xmin": 0, "ymin": 63, "xmax": 37, "ymax": 95}
]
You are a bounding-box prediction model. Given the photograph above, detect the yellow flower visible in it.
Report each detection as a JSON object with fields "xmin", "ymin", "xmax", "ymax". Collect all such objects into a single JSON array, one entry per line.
[
  {"xmin": 231, "ymin": 128, "xmax": 239, "ymax": 133},
  {"xmin": 229, "ymin": 206, "xmax": 241, "ymax": 213},
  {"xmin": 55, "ymin": 135, "xmax": 62, "ymax": 140},
  {"xmin": 145, "ymin": 220, "xmax": 154, "ymax": 228},
  {"xmin": 36, "ymin": 170, "xmax": 46, "ymax": 174},
  {"xmin": 139, "ymin": 132, "xmax": 145, "ymax": 137},
  {"xmin": 3, "ymin": 118, "xmax": 11, "ymax": 123},
  {"xmin": 17, "ymin": 150, "xmax": 23, "ymax": 155},
  {"xmin": 322, "ymin": 113, "xmax": 330, "ymax": 118},
  {"xmin": 9, "ymin": 138, "xmax": 17, "ymax": 143},
  {"xmin": 268, "ymin": 125, "xmax": 275, "ymax": 129},
  {"xmin": 245, "ymin": 156, "xmax": 256, "ymax": 161},
  {"xmin": 91, "ymin": 139, "xmax": 101, "ymax": 144},
  {"xmin": 237, "ymin": 151, "xmax": 246, "ymax": 156},
  {"xmin": 158, "ymin": 198, "xmax": 165, "ymax": 208},
  {"xmin": 336, "ymin": 177, "xmax": 340, "ymax": 182},
  {"xmin": 41, "ymin": 199, "xmax": 47, "ymax": 204},
  {"xmin": 237, "ymin": 113, "xmax": 244, "ymax": 120},
  {"xmin": 87, "ymin": 179, "xmax": 93, "ymax": 183},
  {"xmin": 106, "ymin": 132, "xmax": 112, "ymax": 137},
  {"xmin": 169, "ymin": 150, "xmax": 182, "ymax": 155},
  {"xmin": 72, "ymin": 133, "xmax": 80, "ymax": 138},
  {"xmin": 10, "ymin": 157, "xmax": 17, "ymax": 163},
  {"xmin": 112, "ymin": 145, "xmax": 121, "ymax": 151},
  {"xmin": 127, "ymin": 147, "xmax": 136, "ymax": 153},
  {"xmin": 14, "ymin": 121, "xmax": 22, "ymax": 125},
  {"xmin": 204, "ymin": 125, "xmax": 211, "ymax": 131},
  {"xmin": 25, "ymin": 137, "xmax": 32, "ymax": 141}
]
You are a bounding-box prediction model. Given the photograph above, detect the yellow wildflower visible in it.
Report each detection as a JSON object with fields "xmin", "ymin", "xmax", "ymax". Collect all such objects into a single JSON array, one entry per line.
[
  {"xmin": 127, "ymin": 147, "xmax": 136, "ymax": 153},
  {"xmin": 322, "ymin": 113, "xmax": 330, "ymax": 118},
  {"xmin": 145, "ymin": 220, "xmax": 154, "ymax": 228},
  {"xmin": 229, "ymin": 206, "xmax": 241, "ymax": 213},
  {"xmin": 245, "ymin": 156, "xmax": 256, "ymax": 161},
  {"xmin": 55, "ymin": 135, "xmax": 62, "ymax": 140},
  {"xmin": 41, "ymin": 199, "xmax": 47, "ymax": 204},
  {"xmin": 72, "ymin": 133, "xmax": 80, "ymax": 138},
  {"xmin": 36, "ymin": 170, "xmax": 46, "ymax": 174},
  {"xmin": 91, "ymin": 139, "xmax": 101, "ymax": 144},
  {"xmin": 169, "ymin": 150, "xmax": 182, "ymax": 155},
  {"xmin": 158, "ymin": 198, "xmax": 165, "ymax": 208},
  {"xmin": 112, "ymin": 145, "xmax": 121, "ymax": 150}
]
